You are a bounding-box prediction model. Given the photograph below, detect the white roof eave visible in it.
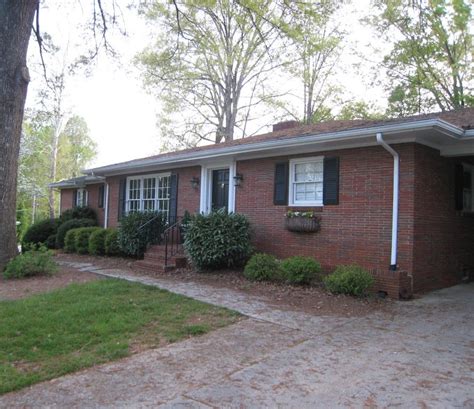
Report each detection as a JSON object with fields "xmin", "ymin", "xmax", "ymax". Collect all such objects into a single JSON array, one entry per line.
[{"xmin": 83, "ymin": 119, "xmax": 467, "ymax": 176}]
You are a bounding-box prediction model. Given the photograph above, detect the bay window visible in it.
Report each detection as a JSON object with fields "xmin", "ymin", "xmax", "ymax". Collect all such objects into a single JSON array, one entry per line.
[{"xmin": 126, "ymin": 173, "xmax": 171, "ymax": 219}]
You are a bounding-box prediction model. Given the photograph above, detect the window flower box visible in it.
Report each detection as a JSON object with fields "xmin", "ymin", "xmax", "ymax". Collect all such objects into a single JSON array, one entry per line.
[{"xmin": 285, "ymin": 211, "xmax": 321, "ymax": 233}]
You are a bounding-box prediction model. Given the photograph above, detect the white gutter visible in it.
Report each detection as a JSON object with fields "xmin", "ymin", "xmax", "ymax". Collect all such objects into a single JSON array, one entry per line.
[
  {"xmin": 104, "ymin": 182, "xmax": 109, "ymax": 228},
  {"xmin": 376, "ymin": 132, "xmax": 399, "ymax": 271},
  {"xmin": 83, "ymin": 119, "xmax": 466, "ymax": 176}
]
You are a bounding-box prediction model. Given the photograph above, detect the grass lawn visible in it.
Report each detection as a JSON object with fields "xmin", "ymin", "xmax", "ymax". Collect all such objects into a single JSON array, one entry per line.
[{"xmin": 0, "ymin": 279, "xmax": 240, "ymax": 394}]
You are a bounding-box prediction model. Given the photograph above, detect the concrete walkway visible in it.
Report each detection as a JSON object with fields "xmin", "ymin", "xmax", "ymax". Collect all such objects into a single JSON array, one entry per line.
[{"xmin": 1, "ymin": 261, "xmax": 473, "ymax": 408}]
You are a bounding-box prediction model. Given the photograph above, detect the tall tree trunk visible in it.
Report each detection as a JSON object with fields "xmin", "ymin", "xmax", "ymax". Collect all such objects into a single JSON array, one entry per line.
[
  {"xmin": 0, "ymin": 0, "xmax": 38, "ymax": 270},
  {"xmin": 48, "ymin": 122, "xmax": 61, "ymax": 219}
]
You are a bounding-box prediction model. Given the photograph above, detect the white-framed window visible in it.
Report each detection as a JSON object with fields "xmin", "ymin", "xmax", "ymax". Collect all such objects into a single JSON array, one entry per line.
[
  {"xmin": 76, "ymin": 188, "xmax": 87, "ymax": 207},
  {"xmin": 289, "ymin": 156, "xmax": 324, "ymax": 206},
  {"xmin": 126, "ymin": 173, "xmax": 171, "ymax": 219},
  {"xmin": 463, "ymin": 164, "xmax": 474, "ymax": 212}
]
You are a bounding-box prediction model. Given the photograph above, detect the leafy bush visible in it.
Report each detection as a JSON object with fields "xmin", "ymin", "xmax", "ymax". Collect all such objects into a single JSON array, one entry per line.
[
  {"xmin": 22, "ymin": 218, "xmax": 59, "ymax": 247},
  {"xmin": 324, "ymin": 265, "xmax": 375, "ymax": 296},
  {"xmin": 280, "ymin": 256, "xmax": 321, "ymax": 284},
  {"xmin": 56, "ymin": 218, "xmax": 97, "ymax": 249},
  {"xmin": 46, "ymin": 234, "xmax": 57, "ymax": 249},
  {"xmin": 75, "ymin": 227, "xmax": 101, "ymax": 254},
  {"xmin": 184, "ymin": 210, "xmax": 253, "ymax": 270},
  {"xmin": 60, "ymin": 206, "xmax": 97, "ymax": 224},
  {"xmin": 118, "ymin": 211, "xmax": 165, "ymax": 258},
  {"xmin": 88, "ymin": 228, "xmax": 108, "ymax": 255},
  {"xmin": 64, "ymin": 229, "xmax": 79, "ymax": 253},
  {"xmin": 105, "ymin": 229, "xmax": 121, "ymax": 256},
  {"xmin": 3, "ymin": 246, "xmax": 57, "ymax": 279},
  {"xmin": 244, "ymin": 253, "xmax": 281, "ymax": 281}
]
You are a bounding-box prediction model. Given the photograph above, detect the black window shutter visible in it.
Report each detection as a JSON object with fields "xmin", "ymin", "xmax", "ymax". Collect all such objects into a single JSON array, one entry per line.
[
  {"xmin": 454, "ymin": 163, "xmax": 464, "ymax": 211},
  {"xmin": 118, "ymin": 178, "xmax": 126, "ymax": 221},
  {"xmin": 169, "ymin": 173, "xmax": 179, "ymax": 224},
  {"xmin": 73, "ymin": 189, "xmax": 78, "ymax": 208},
  {"xmin": 274, "ymin": 162, "xmax": 289, "ymax": 205},
  {"xmin": 323, "ymin": 157, "xmax": 340, "ymax": 205},
  {"xmin": 98, "ymin": 185, "xmax": 105, "ymax": 208}
]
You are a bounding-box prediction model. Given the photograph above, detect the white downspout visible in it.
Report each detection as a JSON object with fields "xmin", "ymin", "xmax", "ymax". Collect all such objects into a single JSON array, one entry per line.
[
  {"xmin": 376, "ymin": 133, "xmax": 399, "ymax": 271},
  {"xmin": 104, "ymin": 182, "xmax": 109, "ymax": 228}
]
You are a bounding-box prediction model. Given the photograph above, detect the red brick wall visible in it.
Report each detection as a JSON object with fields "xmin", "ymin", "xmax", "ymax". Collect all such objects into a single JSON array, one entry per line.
[
  {"xmin": 60, "ymin": 189, "xmax": 74, "ymax": 214},
  {"xmin": 412, "ymin": 145, "xmax": 474, "ymax": 292},
  {"xmin": 86, "ymin": 183, "xmax": 105, "ymax": 227},
  {"xmin": 105, "ymin": 167, "xmax": 201, "ymax": 228},
  {"xmin": 59, "ymin": 185, "xmax": 106, "ymax": 227},
  {"xmin": 234, "ymin": 145, "xmax": 417, "ymax": 296}
]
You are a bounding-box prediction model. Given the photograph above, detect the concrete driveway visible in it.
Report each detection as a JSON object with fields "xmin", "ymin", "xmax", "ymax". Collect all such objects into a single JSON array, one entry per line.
[{"xmin": 1, "ymin": 263, "xmax": 472, "ymax": 408}]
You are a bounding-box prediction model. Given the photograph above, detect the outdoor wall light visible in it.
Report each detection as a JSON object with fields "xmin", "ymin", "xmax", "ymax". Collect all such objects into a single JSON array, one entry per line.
[
  {"xmin": 233, "ymin": 173, "xmax": 243, "ymax": 187},
  {"xmin": 190, "ymin": 176, "xmax": 200, "ymax": 189}
]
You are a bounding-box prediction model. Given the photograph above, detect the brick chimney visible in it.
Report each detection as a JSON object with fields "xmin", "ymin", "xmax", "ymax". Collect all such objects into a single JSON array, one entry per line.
[{"xmin": 272, "ymin": 120, "xmax": 299, "ymax": 132}]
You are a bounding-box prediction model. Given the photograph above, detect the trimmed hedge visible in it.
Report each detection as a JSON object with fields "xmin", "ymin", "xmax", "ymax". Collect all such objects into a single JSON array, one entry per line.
[
  {"xmin": 46, "ymin": 234, "xmax": 57, "ymax": 249},
  {"xmin": 280, "ymin": 256, "xmax": 321, "ymax": 284},
  {"xmin": 88, "ymin": 228, "xmax": 108, "ymax": 255},
  {"xmin": 244, "ymin": 253, "xmax": 281, "ymax": 282},
  {"xmin": 60, "ymin": 206, "xmax": 97, "ymax": 224},
  {"xmin": 118, "ymin": 211, "xmax": 165, "ymax": 258},
  {"xmin": 56, "ymin": 218, "xmax": 97, "ymax": 249},
  {"xmin": 3, "ymin": 246, "xmax": 57, "ymax": 279},
  {"xmin": 22, "ymin": 218, "xmax": 59, "ymax": 248},
  {"xmin": 64, "ymin": 229, "xmax": 79, "ymax": 253},
  {"xmin": 75, "ymin": 227, "xmax": 101, "ymax": 254},
  {"xmin": 324, "ymin": 265, "xmax": 374, "ymax": 296},
  {"xmin": 105, "ymin": 229, "xmax": 120, "ymax": 256},
  {"xmin": 184, "ymin": 210, "xmax": 253, "ymax": 270}
]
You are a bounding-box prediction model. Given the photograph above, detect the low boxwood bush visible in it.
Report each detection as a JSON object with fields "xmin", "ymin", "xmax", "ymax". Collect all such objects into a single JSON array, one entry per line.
[
  {"xmin": 244, "ymin": 253, "xmax": 281, "ymax": 281},
  {"xmin": 3, "ymin": 246, "xmax": 57, "ymax": 279},
  {"xmin": 280, "ymin": 256, "xmax": 321, "ymax": 284},
  {"xmin": 64, "ymin": 229, "xmax": 80, "ymax": 253},
  {"xmin": 184, "ymin": 210, "xmax": 253, "ymax": 270},
  {"xmin": 56, "ymin": 218, "xmax": 97, "ymax": 249},
  {"xmin": 60, "ymin": 206, "xmax": 97, "ymax": 224},
  {"xmin": 22, "ymin": 218, "xmax": 59, "ymax": 248},
  {"xmin": 88, "ymin": 228, "xmax": 108, "ymax": 255},
  {"xmin": 75, "ymin": 227, "xmax": 101, "ymax": 254},
  {"xmin": 324, "ymin": 264, "xmax": 375, "ymax": 297},
  {"xmin": 105, "ymin": 228, "xmax": 120, "ymax": 256},
  {"xmin": 46, "ymin": 234, "xmax": 57, "ymax": 249},
  {"xmin": 118, "ymin": 211, "xmax": 165, "ymax": 258}
]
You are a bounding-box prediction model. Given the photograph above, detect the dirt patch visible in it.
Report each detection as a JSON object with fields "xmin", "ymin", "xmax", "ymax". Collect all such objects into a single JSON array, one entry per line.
[
  {"xmin": 0, "ymin": 265, "xmax": 101, "ymax": 301},
  {"xmin": 56, "ymin": 253, "xmax": 393, "ymax": 317}
]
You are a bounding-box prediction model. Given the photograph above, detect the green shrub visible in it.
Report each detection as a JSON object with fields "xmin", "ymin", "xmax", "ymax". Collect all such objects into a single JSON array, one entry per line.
[
  {"xmin": 56, "ymin": 218, "xmax": 97, "ymax": 249},
  {"xmin": 64, "ymin": 229, "xmax": 79, "ymax": 253},
  {"xmin": 244, "ymin": 253, "xmax": 281, "ymax": 281},
  {"xmin": 22, "ymin": 218, "xmax": 59, "ymax": 248},
  {"xmin": 46, "ymin": 234, "xmax": 57, "ymax": 249},
  {"xmin": 75, "ymin": 227, "xmax": 101, "ymax": 254},
  {"xmin": 3, "ymin": 246, "xmax": 57, "ymax": 279},
  {"xmin": 118, "ymin": 211, "xmax": 165, "ymax": 258},
  {"xmin": 60, "ymin": 206, "xmax": 97, "ymax": 224},
  {"xmin": 280, "ymin": 256, "xmax": 321, "ymax": 284},
  {"xmin": 105, "ymin": 229, "xmax": 121, "ymax": 256},
  {"xmin": 184, "ymin": 210, "xmax": 253, "ymax": 270},
  {"xmin": 88, "ymin": 228, "xmax": 108, "ymax": 255},
  {"xmin": 324, "ymin": 265, "xmax": 375, "ymax": 297}
]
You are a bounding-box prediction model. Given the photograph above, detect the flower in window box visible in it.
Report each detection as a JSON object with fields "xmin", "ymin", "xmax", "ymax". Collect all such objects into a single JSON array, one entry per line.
[{"xmin": 285, "ymin": 210, "xmax": 321, "ymax": 232}]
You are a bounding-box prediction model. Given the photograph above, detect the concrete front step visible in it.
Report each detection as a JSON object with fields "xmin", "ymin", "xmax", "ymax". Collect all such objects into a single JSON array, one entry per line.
[{"xmin": 135, "ymin": 260, "xmax": 175, "ymax": 273}]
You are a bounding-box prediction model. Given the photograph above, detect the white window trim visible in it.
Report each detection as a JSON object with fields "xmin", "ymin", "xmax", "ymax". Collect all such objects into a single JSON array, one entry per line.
[
  {"xmin": 199, "ymin": 161, "xmax": 236, "ymax": 214},
  {"xmin": 289, "ymin": 156, "xmax": 324, "ymax": 207},
  {"xmin": 125, "ymin": 172, "xmax": 171, "ymax": 213},
  {"xmin": 462, "ymin": 163, "xmax": 474, "ymax": 213},
  {"xmin": 76, "ymin": 188, "xmax": 88, "ymax": 207}
]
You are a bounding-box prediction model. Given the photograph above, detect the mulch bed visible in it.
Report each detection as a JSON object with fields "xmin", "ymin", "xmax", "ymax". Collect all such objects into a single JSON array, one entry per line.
[
  {"xmin": 56, "ymin": 253, "xmax": 394, "ymax": 317},
  {"xmin": 0, "ymin": 266, "xmax": 102, "ymax": 301}
]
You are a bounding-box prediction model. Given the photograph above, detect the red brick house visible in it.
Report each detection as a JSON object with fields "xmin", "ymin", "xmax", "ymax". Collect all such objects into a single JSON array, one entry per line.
[{"xmin": 51, "ymin": 108, "xmax": 474, "ymax": 298}]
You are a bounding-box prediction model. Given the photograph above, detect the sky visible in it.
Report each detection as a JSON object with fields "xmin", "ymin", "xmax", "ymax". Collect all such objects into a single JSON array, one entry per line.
[{"xmin": 26, "ymin": 0, "xmax": 387, "ymax": 169}]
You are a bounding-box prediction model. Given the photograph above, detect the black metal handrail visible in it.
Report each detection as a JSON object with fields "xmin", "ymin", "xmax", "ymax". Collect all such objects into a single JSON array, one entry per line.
[{"xmin": 163, "ymin": 217, "xmax": 184, "ymax": 268}]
